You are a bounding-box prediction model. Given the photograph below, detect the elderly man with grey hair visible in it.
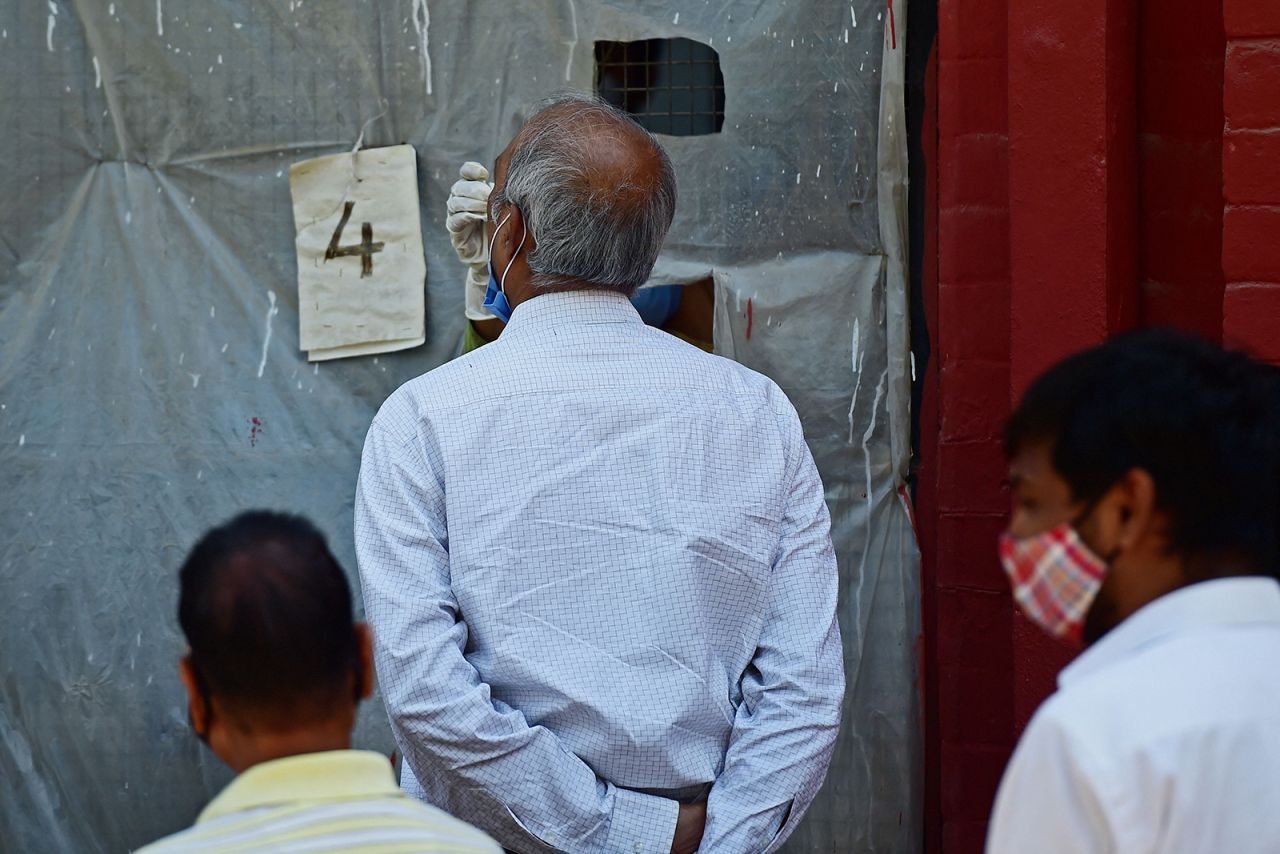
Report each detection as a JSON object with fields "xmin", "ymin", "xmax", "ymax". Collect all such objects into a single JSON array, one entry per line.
[{"xmin": 355, "ymin": 94, "xmax": 844, "ymax": 854}]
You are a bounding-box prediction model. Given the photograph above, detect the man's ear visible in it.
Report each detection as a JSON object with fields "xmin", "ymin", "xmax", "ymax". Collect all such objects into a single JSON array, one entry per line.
[
  {"xmin": 179, "ymin": 654, "xmax": 210, "ymax": 738},
  {"xmin": 1111, "ymin": 467, "xmax": 1158, "ymax": 551},
  {"xmin": 499, "ymin": 204, "xmax": 528, "ymax": 253},
  {"xmin": 354, "ymin": 623, "xmax": 375, "ymax": 701}
]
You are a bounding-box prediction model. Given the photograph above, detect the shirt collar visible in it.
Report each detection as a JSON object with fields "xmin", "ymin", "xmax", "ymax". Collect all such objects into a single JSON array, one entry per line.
[
  {"xmin": 198, "ymin": 750, "xmax": 401, "ymax": 823},
  {"xmin": 1059, "ymin": 576, "xmax": 1280, "ymax": 688},
  {"xmin": 499, "ymin": 290, "xmax": 642, "ymax": 342}
]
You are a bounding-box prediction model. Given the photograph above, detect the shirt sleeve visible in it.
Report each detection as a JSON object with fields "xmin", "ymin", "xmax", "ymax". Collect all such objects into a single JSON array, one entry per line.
[
  {"xmin": 354, "ymin": 411, "xmax": 679, "ymax": 854},
  {"xmin": 986, "ymin": 705, "xmax": 1120, "ymax": 854},
  {"xmin": 699, "ymin": 399, "xmax": 845, "ymax": 853}
]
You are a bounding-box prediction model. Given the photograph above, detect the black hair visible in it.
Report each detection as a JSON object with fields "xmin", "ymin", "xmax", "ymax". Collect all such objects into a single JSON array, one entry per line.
[
  {"xmin": 177, "ymin": 511, "xmax": 360, "ymax": 722},
  {"xmin": 1006, "ymin": 328, "xmax": 1280, "ymax": 579}
]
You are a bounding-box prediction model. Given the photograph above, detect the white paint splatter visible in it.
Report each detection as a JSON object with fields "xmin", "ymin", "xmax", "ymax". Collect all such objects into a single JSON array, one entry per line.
[
  {"xmin": 108, "ymin": 3, "xmax": 114, "ymax": 15},
  {"xmin": 233, "ymin": 22, "xmax": 243, "ymax": 29},
  {"xmin": 816, "ymin": 163, "xmax": 822, "ymax": 179},
  {"xmin": 217, "ymin": 54, "xmax": 223, "ymax": 64},
  {"xmin": 46, "ymin": 2, "xmax": 57, "ymax": 53},
  {"xmin": 910, "ymin": 351, "xmax": 917, "ymax": 381},
  {"xmin": 673, "ymin": 12, "xmax": 679, "ymax": 24},
  {"xmin": 221, "ymin": 343, "xmax": 229, "ymax": 353},
  {"xmin": 851, "ymin": 5, "xmax": 857, "ymax": 27},
  {"xmin": 834, "ymin": 81, "xmax": 839, "ymax": 92},
  {"xmin": 18, "ymin": 435, "xmax": 25, "ymax": 447},
  {"xmin": 563, "ymin": 0, "xmax": 578, "ymax": 81},
  {"xmin": 210, "ymin": 306, "xmax": 215, "ymax": 318},
  {"xmin": 857, "ymin": 370, "xmax": 889, "ymax": 578},
  {"xmin": 196, "ymin": 470, "xmax": 203, "ymax": 481},
  {"xmin": 851, "ymin": 318, "xmax": 861, "ymax": 371},
  {"xmin": 257, "ymin": 291, "xmax": 278, "ymax": 378},
  {"xmin": 92, "ymin": 56, "xmax": 101, "ymax": 88},
  {"xmin": 155, "ymin": 0, "xmax": 163, "ymax": 36},
  {"xmin": 48, "ymin": 327, "xmax": 56, "ymax": 341},
  {"xmin": 410, "ymin": 0, "xmax": 433, "ymax": 96},
  {"xmin": 125, "ymin": 210, "xmax": 132, "ymax": 225},
  {"xmin": 178, "ymin": 352, "xmax": 185, "ymax": 366},
  {"xmin": 189, "ymin": 373, "xmax": 200, "ymax": 388},
  {"xmin": 847, "ymin": 350, "xmax": 865, "ymax": 443},
  {"xmin": 844, "ymin": 28, "xmax": 849, "ymax": 44}
]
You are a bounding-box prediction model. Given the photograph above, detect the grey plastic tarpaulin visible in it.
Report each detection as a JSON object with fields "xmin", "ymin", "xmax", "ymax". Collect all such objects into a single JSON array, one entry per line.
[{"xmin": 0, "ymin": 1, "xmax": 919, "ymax": 851}]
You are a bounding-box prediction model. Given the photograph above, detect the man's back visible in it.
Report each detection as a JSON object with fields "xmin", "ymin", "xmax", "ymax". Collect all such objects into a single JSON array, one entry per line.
[
  {"xmin": 357, "ymin": 290, "xmax": 843, "ymax": 851},
  {"xmin": 366, "ymin": 291, "xmax": 812, "ymax": 791}
]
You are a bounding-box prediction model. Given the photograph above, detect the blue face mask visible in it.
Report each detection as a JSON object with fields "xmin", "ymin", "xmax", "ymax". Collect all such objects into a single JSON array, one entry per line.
[{"xmin": 482, "ymin": 212, "xmax": 527, "ymax": 324}]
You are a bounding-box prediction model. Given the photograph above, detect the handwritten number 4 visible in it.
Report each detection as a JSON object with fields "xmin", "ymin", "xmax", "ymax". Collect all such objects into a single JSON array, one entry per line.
[{"xmin": 324, "ymin": 201, "xmax": 385, "ymax": 277}]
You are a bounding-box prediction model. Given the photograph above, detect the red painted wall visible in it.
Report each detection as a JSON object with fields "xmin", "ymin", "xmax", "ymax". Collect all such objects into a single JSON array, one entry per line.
[
  {"xmin": 919, "ymin": 0, "xmax": 1271, "ymax": 851},
  {"xmin": 1223, "ymin": 1, "xmax": 1280, "ymax": 361}
]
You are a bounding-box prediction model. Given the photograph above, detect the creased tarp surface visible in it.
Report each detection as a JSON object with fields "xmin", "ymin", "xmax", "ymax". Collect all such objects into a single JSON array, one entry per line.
[{"xmin": 0, "ymin": 1, "xmax": 919, "ymax": 851}]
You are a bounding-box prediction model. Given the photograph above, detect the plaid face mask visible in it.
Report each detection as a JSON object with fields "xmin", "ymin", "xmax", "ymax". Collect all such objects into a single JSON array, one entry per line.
[{"xmin": 998, "ymin": 523, "xmax": 1109, "ymax": 645}]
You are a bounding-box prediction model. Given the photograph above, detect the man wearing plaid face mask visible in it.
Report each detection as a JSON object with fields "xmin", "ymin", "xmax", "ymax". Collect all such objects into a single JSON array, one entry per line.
[{"xmin": 987, "ymin": 329, "xmax": 1280, "ymax": 854}]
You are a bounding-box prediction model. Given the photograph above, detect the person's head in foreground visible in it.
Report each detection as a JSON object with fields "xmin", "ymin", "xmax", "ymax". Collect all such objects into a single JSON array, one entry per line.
[
  {"xmin": 479, "ymin": 92, "xmax": 677, "ymax": 321},
  {"xmin": 178, "ymin": 510, "xmax": 373, "ymax": 768},
  {"xmin": 986, "ymin": 331, "xmax": 1280, "ymax": 854},
  {"xmin": 1001, "ymin": 328, "xmax": 1280, "ymax": 646},
  {"xmin": 141, "ymin": 511, "xmax": 498, "ymax": 853}
]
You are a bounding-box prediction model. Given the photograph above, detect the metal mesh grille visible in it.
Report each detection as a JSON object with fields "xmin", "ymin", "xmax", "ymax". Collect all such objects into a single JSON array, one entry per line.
[{"xmin": 595, "ymin": 38, "xmax": 725, "ymax": 136}]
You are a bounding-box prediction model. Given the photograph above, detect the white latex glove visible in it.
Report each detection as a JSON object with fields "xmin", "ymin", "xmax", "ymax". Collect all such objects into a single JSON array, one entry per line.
[{"xmin": 447, "ymin": 162, "xmax": 496, "ymax": 322}]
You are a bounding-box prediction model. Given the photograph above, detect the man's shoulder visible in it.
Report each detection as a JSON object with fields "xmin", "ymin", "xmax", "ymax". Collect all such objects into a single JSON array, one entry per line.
[
  {"xmin": 1031, "ymin": 623, "xmax": 1280, "ymax": 760},
  {"xmin": 366, "ymin": 351, "xmax": 494, "ymax": 444},
  {"xmin": 645, "ymin": 327, "xmax": 787, "ymax": 393},
  {"xmin": 134, "ymin": 795, "xmax": 501, "ymax": 853},
  {"xmin": 373, "ymin": 331, "xmax": 798, "ymax": 434}
]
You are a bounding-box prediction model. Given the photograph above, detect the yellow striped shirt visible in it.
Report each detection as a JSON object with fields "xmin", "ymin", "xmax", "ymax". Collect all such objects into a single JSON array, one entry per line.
[{"xmin": 136, "ymin": 750, "xmax": 501, "ymax": 854}]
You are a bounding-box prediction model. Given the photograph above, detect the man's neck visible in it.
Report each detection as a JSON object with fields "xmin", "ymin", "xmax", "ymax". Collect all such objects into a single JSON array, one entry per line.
[{"xmin": 221, "ymin": 724, "xmax": 352, "ymax": 775}]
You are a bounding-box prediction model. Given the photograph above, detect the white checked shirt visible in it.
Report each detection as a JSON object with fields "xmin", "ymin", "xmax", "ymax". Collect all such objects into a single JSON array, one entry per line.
[
  {"xmin": 355, "ymin": 291, "xmax": 843, "ymax": 854},
  {"xmin": 988, "ymin": 577, "xmax": 1280, "ymax": 854}
]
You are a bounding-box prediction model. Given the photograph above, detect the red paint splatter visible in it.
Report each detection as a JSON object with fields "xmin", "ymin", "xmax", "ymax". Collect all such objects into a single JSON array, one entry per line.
[
  {"xmin": 887, "ymin": 0, "xmax": 897, "ymax": 49},
  {"xmin": 249, "ymin": 416, "xmax": 263, "ymax": 447},
  {"xmin": 746, "ymin": 298, "xmax": 754, "ymax": 339},
  {"xmin": 390, "ymin": 750, "xmax": 397, "ymax": 769}
]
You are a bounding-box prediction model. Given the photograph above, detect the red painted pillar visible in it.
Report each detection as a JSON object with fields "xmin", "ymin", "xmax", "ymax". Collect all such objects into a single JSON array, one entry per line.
[
  {"xmin": 1006, "ymin": 0, "xmax": 1140, "ymax": 725},
  {"xmin": 931, "ymin": 0, "xmax": 1016, "ymax": 849}
]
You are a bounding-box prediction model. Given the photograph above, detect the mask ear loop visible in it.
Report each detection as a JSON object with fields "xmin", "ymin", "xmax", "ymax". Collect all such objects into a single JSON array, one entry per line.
[
  {"xmin": 499, "ymin": 217, "xmax": 527, "ymax": 294},
  {"xmin": 1069, "ymin": 495, "xmax": 1122, "ymax": 565}
]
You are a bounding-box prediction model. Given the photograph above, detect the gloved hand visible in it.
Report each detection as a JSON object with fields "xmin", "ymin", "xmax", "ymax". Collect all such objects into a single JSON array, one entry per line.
[{"xmin": 446, "ymin": 161, "xmax": 495, "ymax": 322}]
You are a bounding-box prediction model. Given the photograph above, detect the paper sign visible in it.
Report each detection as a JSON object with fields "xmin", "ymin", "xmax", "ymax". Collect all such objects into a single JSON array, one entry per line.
[{"xmin": 289, "ymin": 144, "xmax": 426, "ymax": 361}]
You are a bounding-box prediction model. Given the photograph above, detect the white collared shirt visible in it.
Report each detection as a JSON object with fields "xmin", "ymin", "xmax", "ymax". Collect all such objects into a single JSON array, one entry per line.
[
  {"xmin": 355, "ymin": 291, "xmax": 843, "ymax": 854},
  {"xmin": 987, "ymin": 576, "xmax": 1280, "ymax": 854}
]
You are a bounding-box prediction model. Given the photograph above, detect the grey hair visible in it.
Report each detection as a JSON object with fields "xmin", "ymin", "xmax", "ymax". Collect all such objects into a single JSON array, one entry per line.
[{"xmin": 490, "ymin": 93, "xmax": 677, "ymax": 296}]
